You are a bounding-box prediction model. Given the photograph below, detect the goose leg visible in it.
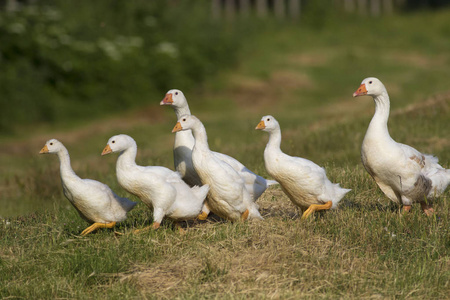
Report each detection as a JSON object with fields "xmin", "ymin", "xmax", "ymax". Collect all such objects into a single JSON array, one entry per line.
[
  {"xmin": 301, "ymin": 201, "xmax": 332, "ymax": 219},
  {"xmin": 241, "ymin": 209, "xmax": 250, "ymax": 221},
  {"xmin": 80, "ymin": 221, "xmax": 116, "ymax": 236},
  {"xmin": 134, "ymin": 221, "xmax": 160, "ymax": 234},
  {"xmin": 135, "ymin": 208, "xmax": 164, "ymax": 233},
  {"xmin": 420, "ymin": 202, "xmax": 435, "ymax": 216}
]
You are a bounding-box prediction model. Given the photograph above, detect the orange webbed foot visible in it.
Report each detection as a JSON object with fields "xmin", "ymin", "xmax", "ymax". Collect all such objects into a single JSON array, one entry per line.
[
  {"xmin": 197, "ymin": 211, "xmax": 209, "ymax": 221},
  {"xmin": 420, "ymin": 202, "xmax": 435, "ymax": 216},
  {"xmin": 80, "ymin": 221, "xmax": 116, "ymax": 236},
  {"xmin": 134, "ymin": 222, "xmax": 160, "ymax": 234},
  {"xmin": 301, "ymin": 201, "xmax": 332, "ymax": 220}
]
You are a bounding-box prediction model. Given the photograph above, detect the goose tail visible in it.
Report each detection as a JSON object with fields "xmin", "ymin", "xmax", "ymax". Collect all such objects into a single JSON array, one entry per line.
[{"xmin": 191, "ymin": 184, "xmax": 210, "ymax": 201}]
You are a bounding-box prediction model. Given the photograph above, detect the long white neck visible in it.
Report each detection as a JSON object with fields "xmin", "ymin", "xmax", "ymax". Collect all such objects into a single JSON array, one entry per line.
[
  {"xmin": 116, "ymin": 143, "xmax": 138, "ymax": 172},
  {"xmin": 190, "ymin": 122, "xmax": 210, "ymax": 153},
  {"xmin": 173, "ymin": 104, "xmax": 195, "ymax": 149},
  {"xmin": 56, "ymin": 147, "xmax": 79, "ymax": 181},
  {"xmin": 173, "ymin": 103, "xmax": 191, "ymax": 119},
  {"xmin": 265, "ymin": 127, "xmax": 283, "ymax": 154},
  {"xmin": 367, "ymin": 91, "xmax": 391, "ymax": 139}
]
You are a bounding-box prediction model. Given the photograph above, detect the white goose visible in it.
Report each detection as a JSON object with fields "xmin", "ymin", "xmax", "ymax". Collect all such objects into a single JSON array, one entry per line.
[
  {"xmin": 102, "ymin": 134, "xmax": 209, "ymax": 230},
  {"xmin": 256, "ymin": 116, "xmax": 351, "ymax": 219},
  {"xmin": 354, "ymin": 77, "xmax": 450, "ymax": 214},
  {"xmin": 161, "ymin": 89, "xmax": 277, "ymax": 212},
  {"xmin": 39, "ymin": 139, "xmax": 136, "ymax": 236},
  {"xmin": 172, "ymin": 115, "xmax": 263, "ymax": 222}
]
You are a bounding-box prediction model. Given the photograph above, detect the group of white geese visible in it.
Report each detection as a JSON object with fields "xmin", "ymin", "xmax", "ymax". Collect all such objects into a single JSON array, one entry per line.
[{"xmin": 39, "ymin": 77, "xmax": 450, "ymax": 236}]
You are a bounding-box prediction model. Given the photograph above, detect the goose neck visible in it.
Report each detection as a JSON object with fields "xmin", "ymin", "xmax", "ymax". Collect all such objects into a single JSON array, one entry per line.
[
  {"xmin": 190, "ymin": 122, "xmax": 210, "ymax": 151},
  {"xmin": 368, "ymin": 91, "xmax": 391, "ymax": 136},
  {"xmin": 56, "ymin": 147, "xmax": 78, "ymax": 180},
  {"xmin": 117, "ymin": 145, "xmax": 138, "ymax": 171},
  {"xmin": 266, "ymin": 128, "xmax": 282, "ymax": 152},
  {"xmin": 174, "ymin": 105, "xmax": 191, "ymax": 119}
]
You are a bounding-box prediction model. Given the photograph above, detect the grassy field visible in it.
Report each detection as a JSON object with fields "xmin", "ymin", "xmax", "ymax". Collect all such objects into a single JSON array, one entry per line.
[{"xmin": 1, "ymin": 9, "xmax": 450, "ymax": 299}]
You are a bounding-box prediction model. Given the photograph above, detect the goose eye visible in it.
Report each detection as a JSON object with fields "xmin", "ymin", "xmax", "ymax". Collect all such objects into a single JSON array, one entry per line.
[
  {"xmin": 182, "ymin": 118, "xmax": 186, "ymax": 121},
  {"xmin": 369, "ymin": 81, "xmax": 373, "ymax": 84},
  {"xmin": 112, "ymin": 141, "xmax": 115, "ymax": 144},
  {"xmin": 50, "ymin": 143, "xmax": 53, "ymax": 146},
  {"xmin": 266, "ymin": 118, "xmax": 270, "ymax": 121},
  {"xmin": 175, "ymin": 92, "xmax": 179, "ymax": 95}
]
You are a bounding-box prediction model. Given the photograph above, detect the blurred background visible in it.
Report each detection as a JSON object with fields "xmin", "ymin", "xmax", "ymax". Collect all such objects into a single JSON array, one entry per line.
[
  {"xmin": 1, "ymin": 0, "xmax": 449, "ymax": 134},
  {"xmin": 1, "ymin": 0, "xmax": 449, "ymax": 217}
]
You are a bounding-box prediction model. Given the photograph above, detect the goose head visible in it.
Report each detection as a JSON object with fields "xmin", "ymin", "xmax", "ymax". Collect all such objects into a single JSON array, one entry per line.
[
  {"xmin": 160, "ymin": 89, "xmax": 187, "ymax": 108},
  {"xmin": 353, "ymin": 77, "xmax": 386, "ymax": 98},
  {"xmin": 39, "ymin": 139, "xmax": 64, "ymax": 154},
  {"xmin": 172, "ymin": 114, "xmax": 199, "ymax": 132},
  {"xmin": 255, "ymin": 115, "xmax": 279, "ymax": 133},
  {"xmin": 102, "ymin": 134, "xmax": 136, "ymax": 155}
]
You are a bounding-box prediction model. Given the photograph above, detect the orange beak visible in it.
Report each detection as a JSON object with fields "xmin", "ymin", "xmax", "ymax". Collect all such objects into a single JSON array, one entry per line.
[
  {"xmin": 160, "ymin": 93, "xmax": 173, "ymax": 105},
  {"xmin": 255, "ymin": 120, "xmax": 266, "ymax": 130},
  {"xmin": 101, "ymin": 144, "xmax": 112, "ymax": 156},
  {"xmin": 39, "ymin": 145, "xmax": 49, "ymax": 154},
  {"xmin": 353, "ymin": 84, "xmax": 368, "ymax": 97},
  {"xmin": 172, "ymin": 122, "xmax": 183, "ymax": 133}
]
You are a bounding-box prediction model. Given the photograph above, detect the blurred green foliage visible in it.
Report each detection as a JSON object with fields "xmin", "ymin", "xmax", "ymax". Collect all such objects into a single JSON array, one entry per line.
[{"xmin": 0, "ymin": 0, "xmax": 250, "ymax": 133}]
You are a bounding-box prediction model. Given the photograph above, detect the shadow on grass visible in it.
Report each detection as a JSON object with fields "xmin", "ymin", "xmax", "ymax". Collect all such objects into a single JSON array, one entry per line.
[{"xmin": 338, "ymin": 197, "xmax": 400, "ymax": 213}]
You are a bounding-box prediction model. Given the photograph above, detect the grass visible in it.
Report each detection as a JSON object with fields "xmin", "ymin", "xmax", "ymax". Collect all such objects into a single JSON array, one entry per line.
[{"xmin": 1, "ymin": 9, "xmax": 450, "ymax": 299}]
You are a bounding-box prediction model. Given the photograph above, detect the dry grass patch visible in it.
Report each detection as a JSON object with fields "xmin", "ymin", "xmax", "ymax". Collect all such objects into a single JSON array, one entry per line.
[
  {"xmin": 119, "ymin": 257, "xmax": 203, "ymax": 296},
  {"xmin": 307, "ymin": 96, "xmax": 373, "ymax": 132},
  {"xmin": 392, "ymin": 90, "xmax": 450, "ymax": 117},
  {"xmin": 288, "ymin": 52, "xmax": 334, "ymax": 67},
  {"xmin": 121, "ymin": 188, "xmax": 377, "ymax": 298},
  {"xmin": 386, "ymin": 52, "xmax": 448, "ymax": 69},
  {"xmin": 271, "ymin": 70, "xmax": 313, "ymax": 90},
  {"xmin": 228, "ymin": 70, "xmax": 313, "ymax": 112},
  {"xmin": 1, "ymin": 103, "xmax": 166, "ymax": 157}
]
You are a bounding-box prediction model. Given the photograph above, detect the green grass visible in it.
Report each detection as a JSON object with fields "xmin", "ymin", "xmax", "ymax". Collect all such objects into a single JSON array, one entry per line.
[{"xmin": 1, "ymin": 9, "xmax": 450, "ymax": 299}]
